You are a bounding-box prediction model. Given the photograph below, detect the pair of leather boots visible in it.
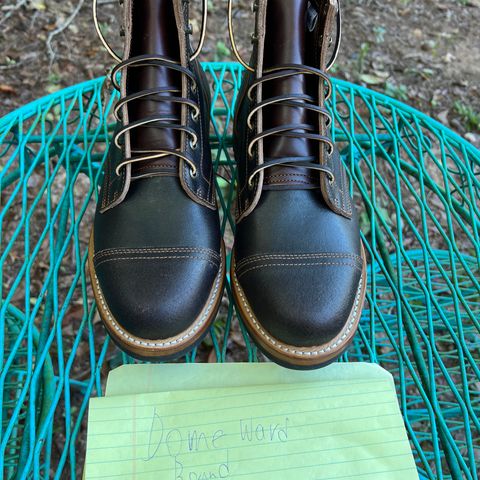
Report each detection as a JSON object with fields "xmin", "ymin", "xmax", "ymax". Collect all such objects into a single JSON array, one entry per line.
[{"xmin": 88, "ymin": 0, "xmax": 367, "ymax": 369}]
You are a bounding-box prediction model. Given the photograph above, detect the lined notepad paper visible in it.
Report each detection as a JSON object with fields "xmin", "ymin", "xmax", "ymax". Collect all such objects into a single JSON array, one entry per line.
[{"xmin": 85, "ymin": 363, "xmax": 418, "ymax": 479}]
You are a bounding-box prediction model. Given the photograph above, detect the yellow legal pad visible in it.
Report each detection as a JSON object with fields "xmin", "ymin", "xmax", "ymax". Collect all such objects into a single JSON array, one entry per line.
[{"xmin": 84, "ymin": 363, "xmax": 418, "ymax": 479}]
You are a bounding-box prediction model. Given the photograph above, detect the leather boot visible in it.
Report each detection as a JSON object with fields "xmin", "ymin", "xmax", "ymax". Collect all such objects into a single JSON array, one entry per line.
[
  {"xmin": 88, "ymin": 0, "xmax": 225, "ymax": 361},
  {"xmin": 230, "ymin": 0, "xmax": 366, "ymax": 369}
]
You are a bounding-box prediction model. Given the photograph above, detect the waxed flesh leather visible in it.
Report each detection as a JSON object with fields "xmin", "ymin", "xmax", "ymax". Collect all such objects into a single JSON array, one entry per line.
[
  {"xmin": 93, "ymin": 0, "xmax": 222, "ymax": 344},
  {"xmin": 233, "ymin": 0, "xmax": 363, "ymax": 349}
]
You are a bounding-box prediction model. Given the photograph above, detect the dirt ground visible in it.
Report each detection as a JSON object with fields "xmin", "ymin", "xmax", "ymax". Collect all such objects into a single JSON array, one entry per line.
[{"xmin": 1, "ymin": 0, "xmax": 480, "ymax": 145}]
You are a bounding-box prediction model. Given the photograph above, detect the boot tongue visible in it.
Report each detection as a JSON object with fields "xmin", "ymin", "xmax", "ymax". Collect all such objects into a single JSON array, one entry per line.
[
  {"xmin": 127, "ymin": 0, "xmax": 182, "ymax": 177},
  {"xmin": 262, "ymin": 0, "xmax": 317, "ymax": 189}
]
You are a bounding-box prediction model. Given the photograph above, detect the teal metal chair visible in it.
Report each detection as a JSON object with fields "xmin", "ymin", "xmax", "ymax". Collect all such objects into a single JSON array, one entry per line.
[{"xmin": 0, "ymin": 62, "xmax": 479, "ymax": 479}]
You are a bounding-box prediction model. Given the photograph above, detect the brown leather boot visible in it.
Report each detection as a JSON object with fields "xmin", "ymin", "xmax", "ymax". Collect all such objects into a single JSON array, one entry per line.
[
  {"xmin": 230, "ymin": 0, "xmax": 366, "ymax": 369},
  {"xmin": 89, "ymin": 0, "xmax": 225, "ymax": 361}
]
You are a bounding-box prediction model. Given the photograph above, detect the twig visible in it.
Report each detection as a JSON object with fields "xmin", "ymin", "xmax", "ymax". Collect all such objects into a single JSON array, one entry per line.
[
  {"xmin": 0, "ymin": 0, "xmax": 28, "ymax": 26},
  {"xmin": 46, "ymin": 0, "xmax": 86, "ymax": 65},
  {"xmin": 0, "ymin": 52, "xmax": 36, "ymax": 70}
]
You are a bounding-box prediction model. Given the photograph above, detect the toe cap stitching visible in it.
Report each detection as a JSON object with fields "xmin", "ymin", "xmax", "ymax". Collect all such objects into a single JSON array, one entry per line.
[
  {"xmin": 236, "ymin": 252, "xmax": 362, "ymax": 270},
  {"xmin": 94, "ymin": 247, "xmax": 220, "ymax": 262},
  {"xmin": 95, "ymin": 254, "xmax": 219, "ymax": 269},
  {"xmin": 237, "ymin": 259, "xmax": 362, "ymax": 280}
]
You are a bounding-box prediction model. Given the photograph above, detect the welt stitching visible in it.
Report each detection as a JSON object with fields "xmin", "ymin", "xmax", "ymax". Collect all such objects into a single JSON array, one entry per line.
[
  {"xmin": 95, "ymin": 254, "xmax": 219, "ymax": 269},
  {"xmin": 236, "ymin": 253, "xmax": 362, "ymax": 269},
  {"xmin": 237, "ymin": 261, "xmax": 361, "ymax": 280}
]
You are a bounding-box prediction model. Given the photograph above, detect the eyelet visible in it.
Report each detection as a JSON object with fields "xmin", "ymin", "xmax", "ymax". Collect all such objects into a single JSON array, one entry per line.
[
  {"xmin": 327, "ymin": 144, "xmax": 334, "ymax": 156},
  {"xmin": 191, "ymin": 111, "xmax": 199, "ymax": 122},
  {"xmin": 190, "ymin": 168, "xmax": 198, "ymax": 178},
  {"xmin": 189, "ymin": 139, "xmax": 198, "ymax": 150},
  {"xmin": 328, "ymin": 173, "xmax": 335, "ymax": 185},
  {"xmin": 191, "ymin": 81, "xmax": 197, "ymax": 93}
]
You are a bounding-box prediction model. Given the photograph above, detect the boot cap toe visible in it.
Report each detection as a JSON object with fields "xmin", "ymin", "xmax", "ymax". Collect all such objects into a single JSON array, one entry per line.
[
  {"xmin": 93, "ymin": 247, "xmax": 221, "ymax": 341},
  {"xmin": 236, "ymin": 252, "xmax": 364, "ymax": 348}
]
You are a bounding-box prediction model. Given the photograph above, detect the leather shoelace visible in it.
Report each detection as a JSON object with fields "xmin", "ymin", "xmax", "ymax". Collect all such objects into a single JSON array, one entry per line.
[
  {"xmin": 245, "ymin": 63, "xmax": 335, "ymax": 187},
  {"xmin": 227, "ymin": 0, "xmax": 342, "ymax": 188},
  {"xmin": 110, "ymin": 54, "xmax": 201, "ymax": 178}
]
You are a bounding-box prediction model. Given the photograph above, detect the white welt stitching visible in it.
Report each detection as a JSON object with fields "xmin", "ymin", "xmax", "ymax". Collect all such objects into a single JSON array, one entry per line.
[
  {"xmin": 233, "ymin": 271, "xmax": 364, "ymax": 357},
  {"xmin": 93, "ymin": 261, "xmax": 223, "ymax": 349}
]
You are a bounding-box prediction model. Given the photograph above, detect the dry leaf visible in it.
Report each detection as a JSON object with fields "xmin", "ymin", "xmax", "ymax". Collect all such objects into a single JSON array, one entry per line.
[
  {"xmin": 0, "ymin": 84, "xmax": 17, "ymax": 95},
  {"xmin": 359, "ymin": 74, "xmax": 386, "ymax": 86},
  {"xmin": 31, "ymin": 0, "xmax": 47, "ymax": 11}
]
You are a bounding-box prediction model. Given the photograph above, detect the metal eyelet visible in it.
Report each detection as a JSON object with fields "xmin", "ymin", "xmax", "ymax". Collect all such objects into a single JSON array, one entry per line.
[
  {"xmin": 190, "ymin": 168, "xmax": 198, "ymax": 178},
  {"xmin": 191, "ymin": 111, "xmax": 199, "ymax": 122},
  {"xmin": 189, "ymin": 139, "xmax": 198, "ymax": 150},
  {"xmin": 191, "ymin": 81, "xmax": 197, "ymax": 93},
  {"xmin": 328, "ymin": 173, "xmax": 335, "ymax": 185},
  {"xmin": 327, "ymin": 143, "xmax": 334, "ymax": 155}
]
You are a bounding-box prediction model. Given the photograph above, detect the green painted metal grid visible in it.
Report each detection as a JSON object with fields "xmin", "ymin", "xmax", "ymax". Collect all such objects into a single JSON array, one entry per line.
[{"xmin": 0, "ymin": 62, "xmax": 478, "ymax": 479}]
